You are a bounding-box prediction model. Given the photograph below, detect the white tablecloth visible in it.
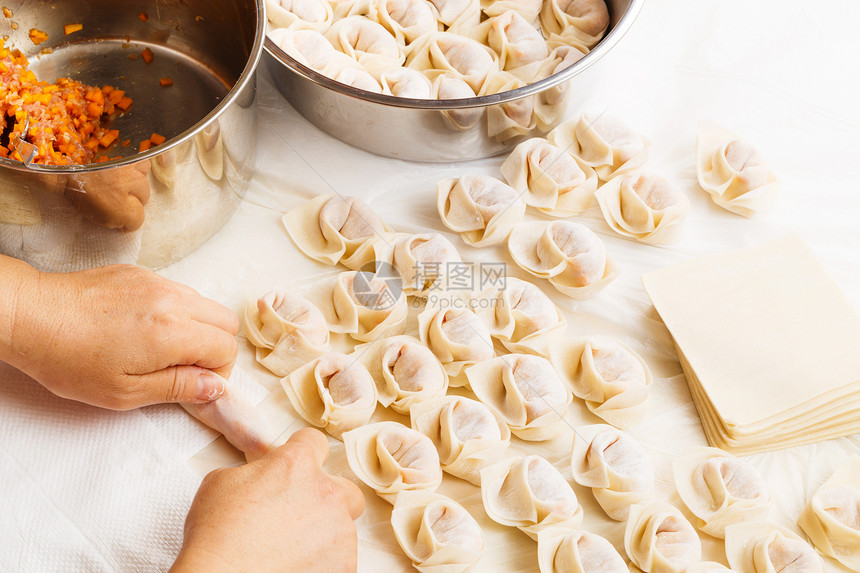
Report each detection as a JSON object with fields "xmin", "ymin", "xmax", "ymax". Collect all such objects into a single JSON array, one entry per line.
[{"xmin": 6, "ymin": 0, "xmax": 860, "ymax": 570}]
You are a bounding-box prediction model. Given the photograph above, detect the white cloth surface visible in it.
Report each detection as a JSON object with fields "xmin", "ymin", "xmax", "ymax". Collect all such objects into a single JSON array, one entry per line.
[{"xmin": 3, "ymin": 0, "xmax": 860, "ymax": 570}]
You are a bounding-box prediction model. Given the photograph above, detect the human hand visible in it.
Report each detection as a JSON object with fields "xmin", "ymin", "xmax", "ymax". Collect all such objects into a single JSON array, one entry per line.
[
  {"xmin": 6, "ymin": 263, "xmax": 238, "ymax": 410},
  {"xmin": 171, "ymin": 428, "xmax": 365, "ymax": 573},
  {"xmin": 64, "ymin": 162, "xmax": 151, "ymax": 232}
]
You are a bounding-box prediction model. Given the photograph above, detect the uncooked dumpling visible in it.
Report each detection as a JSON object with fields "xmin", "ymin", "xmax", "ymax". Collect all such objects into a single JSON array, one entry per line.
[
  {"xmin": 281, "ymin": 353, "xmax": 377, "ymax": 439},
  {"xmin": 466, "ymin": 354, "xmax": 572, "ymax": 441},
  {"xmin": 547, "ymin": 113, "xmax": 650, "ymax": 181},
  {"xmin": 536, "ymin": 528, "xmax": 628, "ymax": 573},
  {"xmin": 268, "ymin": 27, "xmax": 362, "ymax": 80},
  {"xmin": 325, "ymin": 15, "xmax": 406, "ymax": 77},
  {"xmin": 481, "ymin": 455, "xmax": 583, "ymax": 540},
  {"xmin": 436, "ymin": 174, "xmax": 526, "ymax": 247},
  {"xmin": 243, "ymin": 289, "xmax": 331, "ymax": 376},
  {"xmin": 353, "ymin": 335, "xmax": 448, "ymax": 414},
  {"xmin": 501, "ymin": 138, "xmax": 599, "ymax": 217},
  {"xmin": 624, "ymin": 503, "xmax": 702, "ymax": 573},
  {"xmin": 410, "ymin": 395, "xmax": 510, "ymax": 485},
  {"xmin": 391, "ymin": 491, "xmax": 485, "ymax": 573},
  {"xmin": 474, "ymin": 277, "xmax": 565, "ymax": 356},
  {"xmin": 532, "ymin": 45, "xmax": 586, "ymax": 130},
  {"xmin": 380, "ymin": 66, "xmax": 434, "ymax": 98},
  {"xmin": 323, "ymin": 270, "xmax": 408, "ymax": 342},
  {"xmin": 508, "ymin": 221, "xmax": 619, "ymax": 300},
  {"xmin": 283, "ymin": 194, "xmax": 390, "ymax": 266},
  {"xmin": 418, "ymin": 306, "xmax": 495, "ymax": 377},
  {"xmin": 343, "ymin": 421, "xmax": 443, "ymax": 503},
  {"xmin": 673, "ymin": 447, "xmax": 771, "ymax": 538},
  {"xmin": 427, "ymin": 0, "xmax": 480, "ymax": 28},
  {"xmin": 480, "ymin": 71, "xmax": 537, "ymax": 142},
  {"xmin": 194, "ymin": 119, "xmax": 225, "ymax": 181},
  {"xmin": 433, "ymin": 73, "xmax": 482, "ymax": 130},
  {"xmin": 596, "ymin": 173, "xmax": 689, "ymax": 244},
  {"xmin": 570, "ymin": 424, "xmax": 654, "ymax": 521},
  {"xmin": 375, "ymin": 232, "xmax": 462, "ymax": 296},
  {"xmin": 332, "ymin": 66, "xmax": 384, "ymax": 92},
  {"xmin": 540, "ymin": 0, "xmax": 609, "ymax": 52},
  {"xmin": 371, "ymin": 0, "xmax": 439, "ymax": 45},
  {"xmin": 797, "ymin": 456, "xmax": 860, "ymax": 571},
  {"xmin": 549, "ymin": 336, "xmax": 651, "ymax": 429},
  {"xmin": 696, "ymin": 120, "xmax": 780, "ymax": 217},
  {"xmin": 266, "ymin": 0, "xmax": 334, "ymax": 31},
  {"xmin": 407, "ymin": 31, "xmax": 499, "ymax": 92},
  {"xmin": 481, "ymin": 0, "xmax": 542, "ymax": 24},
  {"xmin": 724, "ymin": 522, "xmax": 824, "ymax": 573},
  {"xmin": 473, "ymin": 10, "xmax": 548, "ymax": 76}
]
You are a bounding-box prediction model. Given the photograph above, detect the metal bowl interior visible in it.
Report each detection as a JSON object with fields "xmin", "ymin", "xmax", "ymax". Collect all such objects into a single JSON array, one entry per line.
[
  {"xmin": 263, "ymin": 0, "xmax": 644, "ymax": 161},
  {"xmin": 266, "ymin": 0, "xmax": 643, "ymax": 110},
  {"xmin": 0, "ymin": 0, "xmax": 264, "ymax": 172}
]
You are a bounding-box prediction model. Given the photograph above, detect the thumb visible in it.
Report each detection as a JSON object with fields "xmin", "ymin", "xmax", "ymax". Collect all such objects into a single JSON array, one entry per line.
[{"xmin": 134, "ymin": 366, "xmax": 226, "ymax": 406}]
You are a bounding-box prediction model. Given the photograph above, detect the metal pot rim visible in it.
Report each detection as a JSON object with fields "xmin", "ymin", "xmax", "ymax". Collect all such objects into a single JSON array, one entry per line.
[
  {"xmin": 264, "ymin": 0, "xmax": 645, "ymax": 111},
  {"xmin": 0, "ymin": 0, "xmax": 267, "ymax": 174}
]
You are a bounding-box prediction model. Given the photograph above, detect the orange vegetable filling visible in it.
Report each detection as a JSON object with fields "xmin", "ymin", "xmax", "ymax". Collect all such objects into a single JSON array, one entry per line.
[
  {"xmin": 0, "ymin": 39, "xmax": 132, "ymax": 165},
  {"xmin": 64, "ymin": 23, "xmax": 83, "ymax": 36},
  {"xmin": 28, "ymin": 28, "xmax": 48, "ymax": 45},
  {"xmin": 159, "ymin": 76, "xmax": 173, "ymax": 87}
]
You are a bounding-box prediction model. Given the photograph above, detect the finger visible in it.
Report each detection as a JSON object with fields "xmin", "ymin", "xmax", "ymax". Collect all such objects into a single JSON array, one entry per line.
[
  {"xmin": 170, "ymin": 321, "xmax": 239, "ymax": 372},
  {"xmin": 127, "ymin": 366, "xmax": 226, "ymax": 408},
  {"xmin": 184, "ymin": 295, "xmax": 240, "ymax": 335},
  {"xmin": 286, "ymin": 427, "xmax": 330, "ymax": 467},
  {"xmin": 330, "ymin": 475, "xmax": 365, "ymax": 520}
]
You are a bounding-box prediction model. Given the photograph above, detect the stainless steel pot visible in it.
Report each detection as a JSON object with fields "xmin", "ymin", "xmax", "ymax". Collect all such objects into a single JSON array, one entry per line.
[
  {"xmin": 264, "ymin": 0, "xmax": 644, "ymax": 162},
  {"xmin": 0, "ymin": 0, "xmax": 264, "ymax": 271}
]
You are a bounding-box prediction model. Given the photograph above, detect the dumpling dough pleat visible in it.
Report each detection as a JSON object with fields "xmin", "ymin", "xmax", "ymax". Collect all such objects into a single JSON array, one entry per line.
[
  {"xmin": 673, "ymin": 447, "xmax": 771, "ymax": 539},
  {"xmin": 547, "ymin": 113, "xmax": 650, "ymax": 181},
  {"xmin": 427, "ymin": 0, "xmax": 480, "ymax": 29},
  {"xmin": 325, "ymin": 16, "xmax": 406, "ymax": 77},
  {"xmin": 410, "ymin": 395, "xmax": 510, "ymax": 485},
  {"xmin": 474, "ymin": 277, "xmax": 565, "ymax": 357},
  {"xmin": 500, "ymin": 138, "xmax": 599, "ymax": 217},
  {"xmin": 532, "ymin": 45, "xmax": 587, "ymax": 130},
  {"xmin": 407, "ymin": 31, "xmax": 499, "ymax": 93},
  {"xmin": 343, "ymin": 421, "xmax": 443, "ymax": 503},
  {"xmin": 536, "ymin": 528, "xmax": 628, "ymax": 573},
  {"xmin": 479, "ymin": 71, "xmax": 537, "ymax": 142},
  {"xmin": 266, "ymin": 0, "xmax": 334, "ymax": 31},
  {"xmin": 370, "ymin": 0, "xmax": 439, "ymax": 45},
  {"xmin": 466, "ymin": 354, "xmax": 572, "ymax": 441},
  {"xmin": 797, "ymin": 455, "xmax": 860, "ymax": 571},
  {"xmin": 380, "ymin": 67, "xmax": 434, "ymax": 98},
  {"xmin": 508, "ymin": 221, "xmax": 619, "ymax": 300},
  {"xmin": 696, "ymin": 120, "xmax": 780, "ymax": 217},
  {"xmin": 724, "ymin": 522, "xmax": 824, "ymax": 573},
  {"xmin": 481, "ymin": 455, "xmax": 583, "ymax": 540},
  {"xmin": 332, "ymin": 66, "xmax": 384, "ymax": 92},
  {"xmin": 470, "ymin": 10, "xmax": 548, "ymax": 78},
  {"xmin": 481, "ymin": 0, "xmax": 542, "ymax": 25},
  {"xmin": 243, "ymin": 289, "xmax": 331, "ymax": 376},
  {"xmin": 283, "ymin": 194, "xmax": 390, "ymax": 266},
  {"xmin": 432, "ymin": 73, "xmax": 483, "ymax": 130},
  {"xmin": 596, "ymin": 173, "xmax": 689, "ymax": 244},
  {"xmin": 281, "ymin": 352, "xmax": 377, "ymax": 438},
  {"xmin": 418, "ymin": 306, "xmax": 495, "ymax": 377},
  {"xmin": 539, "ymin": 0, "xmax": 609, "ymax": 52},
  {"xmin": 374, "ymin": 232, "xmax": 462, "ymax": 296},
  {"xmin": 353, "ymin": 335, "xmax": 448, "ymax": 414},
  {"xmin": 549, "ymin": 336, "xmax": 651, "ymax": 429},
  {"xmin": 437, "ymin": 174, "xmax": 526, "ymax": 248},
  {"xmin": 391, "ymin": 491, "xmax": 485, "ymax": 573},
  {"xmin": 624, "ymin": 503, "xmax": 702, "ymax": 573},
  {"xmin": 570, "ymin": 424, "xmax": 654, "ymax": 521},
  {"xmin": 320, "ymin": 270, "xmax": 408, "ymax": 342}
]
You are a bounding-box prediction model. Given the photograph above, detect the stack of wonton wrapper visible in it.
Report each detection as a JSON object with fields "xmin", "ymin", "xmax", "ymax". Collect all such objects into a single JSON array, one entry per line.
[{"xmin": 643, "ymin": 235, "xmax": 860, "ymax": 455}]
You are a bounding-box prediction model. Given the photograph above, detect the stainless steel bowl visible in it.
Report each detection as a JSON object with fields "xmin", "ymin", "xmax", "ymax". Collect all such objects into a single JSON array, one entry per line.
[
  {"xmin": 264, "ymin": 0, "xmax": 644, "ymax": 162},
  {"xmin": 0, "ymin": 0, "xmax": 264, "ymax": 270}
]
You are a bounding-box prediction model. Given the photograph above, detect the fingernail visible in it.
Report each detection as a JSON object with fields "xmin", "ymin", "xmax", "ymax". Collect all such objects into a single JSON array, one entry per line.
[{"xmin": 196, "ymin": 370, "xmax": 226, "ymax": 402}]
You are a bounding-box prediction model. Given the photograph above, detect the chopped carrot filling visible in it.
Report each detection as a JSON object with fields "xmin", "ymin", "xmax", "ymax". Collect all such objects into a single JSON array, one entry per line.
[
  {"xmin": 159, "ymin": 77, "xmax": 173, "ymax": 87},
  {"xmin": 0, "ymin": 38, "xmax": 133, "ymax": 165},
  {"xmin": 28, "ymin": 28, "xmax": 48, "ymax": 45},
  {"xmin": 149, "ymin": 133, "xmax": 166, "ymax": 145},
  {"xmin": 141, "ymin": 47, "xmax": 153, "ymax": 63},
  {"xmin": 3, "ymin": 7, "xmax": 13, "ymax": 18},
  {"xmin": 139, "ymin": 12, "xmax": 148, "ymax": 22},
  {"xmin": 64, "ymin": 23, "xmax": 83, "ymax": 35}
]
